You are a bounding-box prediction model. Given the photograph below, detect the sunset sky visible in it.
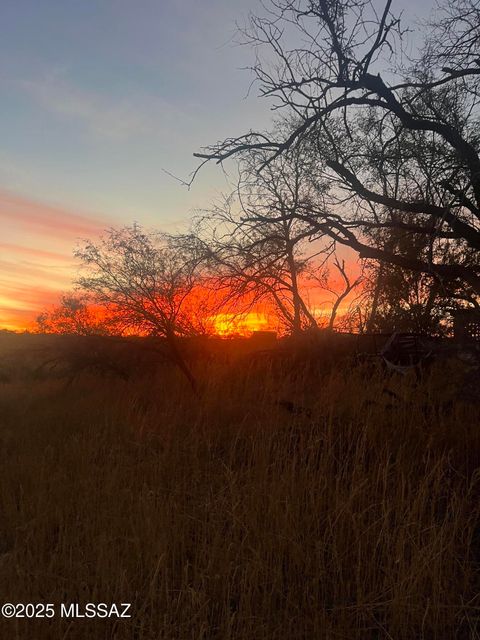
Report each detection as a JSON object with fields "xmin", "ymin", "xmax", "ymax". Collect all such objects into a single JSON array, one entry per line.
[{"xmin": 0, "ymin": 0, "xmax": 432, "ymax": 331}]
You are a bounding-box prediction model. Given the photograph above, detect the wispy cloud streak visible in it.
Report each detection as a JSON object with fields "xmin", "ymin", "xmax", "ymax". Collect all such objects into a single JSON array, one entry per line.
[
  {"xmin": 18, "ymin": 72, "xmax": 182, "ymax": 140},
  {"xmin": 0, "ymin": 190, "xmax": 111, "ymax": 330},
  {"xmin": 0, "ymin": 189, "xmax": 109, "ymax": 239}
]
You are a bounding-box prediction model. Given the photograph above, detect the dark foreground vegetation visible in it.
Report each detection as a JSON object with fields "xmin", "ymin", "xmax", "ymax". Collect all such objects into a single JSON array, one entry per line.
[{"xmin": 0, "ymin": 333, "xmax": 479, "ymax": 639}]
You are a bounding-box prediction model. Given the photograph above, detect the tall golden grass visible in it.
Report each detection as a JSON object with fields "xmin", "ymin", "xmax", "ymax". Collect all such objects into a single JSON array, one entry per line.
[{"xmin": 0, "ymin": 337, "xmax": 479, "ymax": 639}]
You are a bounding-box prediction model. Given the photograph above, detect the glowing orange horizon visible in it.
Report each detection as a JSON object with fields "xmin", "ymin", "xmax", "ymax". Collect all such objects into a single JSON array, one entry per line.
[
  {"xmin": 1, "ymin": 275, "xmax": 359, "ymax": 335},
  {"xmin": 210, "ymin": 312, "xmax": 275, "ymax": 336},
  {"xmin": 2, "ymin": 304, "xmax": 353, "ymax": 336},
  {"xmin": 1, "ymin": 211, "xmax": 362, "ymax": 336}
]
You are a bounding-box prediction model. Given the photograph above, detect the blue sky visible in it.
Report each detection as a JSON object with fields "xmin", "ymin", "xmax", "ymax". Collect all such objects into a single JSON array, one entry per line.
[
  {"xmin": 0, "ymin": 0, "xmax": 270, "ymax": 222},
  {"xmin": 0, "ymin": 0, "xmax": 434, "ymax": 329}
]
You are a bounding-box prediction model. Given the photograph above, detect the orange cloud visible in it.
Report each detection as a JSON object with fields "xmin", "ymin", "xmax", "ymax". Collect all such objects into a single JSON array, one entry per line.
[
  {"xmin": 0, "ymin": 284, "xmax": 63, "ymax": 331},
  {"xmin": 0, "ymin": 190, "xmax": 113, "ymax": 331}
]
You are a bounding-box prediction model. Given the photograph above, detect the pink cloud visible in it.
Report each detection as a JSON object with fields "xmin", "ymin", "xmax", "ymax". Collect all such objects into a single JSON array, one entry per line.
[
  {"xmin": 0, "ymin": 189, "xmax": 111, "ymax": 239},
  {"xmin": 0, "ymin": 242, "xmax": 72, "ymax": 263}
]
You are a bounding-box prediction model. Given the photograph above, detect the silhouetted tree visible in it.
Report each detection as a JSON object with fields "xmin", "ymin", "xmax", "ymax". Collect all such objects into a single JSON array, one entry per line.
[
  {"xmin": 74, "ymin": 224, "xmax": 204, "ymax": 389},
  {"xmin": 189, "ymin": 148, "xmax": 329, "ymax": 334},
  {"xmin": 37, "ymin": 293, "xmax": 117, "ymax": 336},
  {"xmin": 194, "ymin": 0, "xmax": 480, "ymax": 303},
  {"xmin": 307, "ymin": 256, "xmax": 363, "ymax": 330}
]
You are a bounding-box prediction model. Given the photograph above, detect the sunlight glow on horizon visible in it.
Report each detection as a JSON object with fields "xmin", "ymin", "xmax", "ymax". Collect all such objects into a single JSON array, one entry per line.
[
  {"xmin": 0, "ymin": 0, "xmax": 432, "ymax": 335},
  {"xmin": 211, "ymin": 312, "xmax": 274, "ymax": 336}
]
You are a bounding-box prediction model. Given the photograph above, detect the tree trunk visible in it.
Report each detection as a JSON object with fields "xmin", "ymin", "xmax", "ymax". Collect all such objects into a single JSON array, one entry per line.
[
  {"xmin": 165, "ymin": 329, "xmax": 197, "ymax": 393},
  {"xmin": 286, "ymin": 243, "xmax": 303, "ymax": 336},
  {"xmin": 422, "ymin": 280, "xmax": 440, "ymax": 332},
  {"xmin": 366, "ymin": 264, "xmax": 384, "ymax": 333}
]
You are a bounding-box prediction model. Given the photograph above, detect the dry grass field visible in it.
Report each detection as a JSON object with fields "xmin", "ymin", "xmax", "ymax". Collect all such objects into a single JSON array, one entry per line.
[{"xmin": 0, "ymin": 333, "xmax": 479, "ymax": 639}]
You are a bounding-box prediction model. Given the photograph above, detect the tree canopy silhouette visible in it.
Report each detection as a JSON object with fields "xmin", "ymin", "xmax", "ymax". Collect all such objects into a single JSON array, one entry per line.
[
  {"xmin": 74, "ymin": 224, "xmax": 204, "ymax": 389},
  {"xmin": 194, "ymin": 0, "xmax": 480, "ymax": 302}
]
